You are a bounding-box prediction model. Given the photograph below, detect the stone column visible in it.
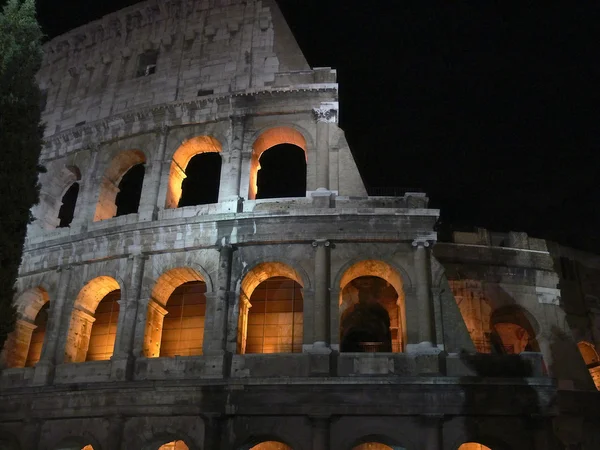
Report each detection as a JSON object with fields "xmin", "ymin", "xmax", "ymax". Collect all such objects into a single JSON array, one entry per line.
[
  {"xmin": 3, "ymin": 320, "xmax": 36, "ymax": 369},
  {"xmin": 203, "ymin": 414, "xmax": 223, "ymax": 450},
  {"xmin": 111, "ymin": 254, "xmax": 146, "ymax": 380},
  {"xmin": 33, "ymin": 265, "xmax": 71, "ymax": 385},
  {"xmin": 139, "ymin": 125, "xmax": 169, "ymax": 221},
  {"xmin": 106, "ymin": 415, "xmax": 125, "ymax": 450},
  {"xmin": 219, "ymin": 115, "xmax": 245, "ymax": 203},
  {"xmin": 407, "ymin": 239, "xmax": 436, "ymax": 351},
  {"xmin": 311, "ymin": 416, "xmax": 330, "ymax": 450},
  {"xmin": 420, "ymin": 414, "xmax": 443, "ymax": 450},
  {"xmin": 311, "ymin": 240, "xmax": 331, "ymax": 352},
  {"xmin": 70, "ymin": 144, "xmax": 100, "ymax": 231},
  {"xmin": 204, "ymin": 245, "xmax": 234, "ymax": 357},
  {"xmin": 63, "ymin": 309, "xmax": 95, "ymax": 363},
  {"xmin": 134, "ymin": 298, "xmax": 168, "ymax": 358},
  {"xmin": 312, "ymin": 105, "xmax": 337, "ymax": 190},
  {"xmin": 20, "ymin": 418, "xmax": 42, "ymax": 450}
]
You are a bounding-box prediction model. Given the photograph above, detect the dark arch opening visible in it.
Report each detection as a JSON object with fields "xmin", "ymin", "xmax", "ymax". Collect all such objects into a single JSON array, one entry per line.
[
  {"xmin": 178, "ymin": 153, "xmax": 222, "ymax": 207},
  {"xmin": 256, "ymin": 144, "xmax": 306, "ymax": 199},
  {"xmin": 115, "ymin": 163, "xmax": 145, "ymax": 216},
  {"xmin": 489, "ymin": 305, "xmax": 540, "ymax": 354},
  {"xmin": 340, "ymin": 276, "xmax": 398, "ymax": 353},
  {"xmin": 58, "ymin": 182, "xmax": 79, "ymax": 227}
]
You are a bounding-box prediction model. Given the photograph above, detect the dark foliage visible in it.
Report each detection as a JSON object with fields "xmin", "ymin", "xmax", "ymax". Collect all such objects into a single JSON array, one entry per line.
[{"xmin": 0, "ymin": 0, "xmax": 44, "ymax": 349}]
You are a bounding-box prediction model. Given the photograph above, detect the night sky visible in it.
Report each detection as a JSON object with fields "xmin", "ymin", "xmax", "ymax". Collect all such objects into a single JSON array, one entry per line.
[{"xmin": 34, "ymin": 1, "xmax": 600, "ymax": 252}]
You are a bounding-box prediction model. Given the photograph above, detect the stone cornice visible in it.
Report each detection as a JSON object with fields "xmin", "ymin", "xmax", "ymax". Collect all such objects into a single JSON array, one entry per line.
[{"xmin": 41, "ymin": 85, "xmax": 338, "ymax": 162}]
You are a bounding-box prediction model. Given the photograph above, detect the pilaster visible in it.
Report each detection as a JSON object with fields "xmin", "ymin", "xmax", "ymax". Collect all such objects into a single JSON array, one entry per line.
[{"xmin": 139, "ymin": 125, "xmax": 169, "ymax": 221}]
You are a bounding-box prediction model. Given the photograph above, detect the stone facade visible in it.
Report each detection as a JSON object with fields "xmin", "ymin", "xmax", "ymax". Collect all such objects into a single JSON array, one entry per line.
[{"xmin": 1, "ymin": 1, "xmax": 599, "ymax": 449}]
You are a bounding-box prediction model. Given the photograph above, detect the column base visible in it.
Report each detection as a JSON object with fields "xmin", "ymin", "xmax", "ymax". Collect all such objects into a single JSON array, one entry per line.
[
  {"xmin": 304, "ymin": 342, "xmax": 333, "ymax": 354},
  {"xmin": 310, "ymin": 189, "xmax": 337, "ymax": 208},
  {"xmin": 405, "ymin": 341, "xmax": 444, "ymax": 354},
  {"xmin": 32, "ymin": 360, "xmax": 55, "ymax": 386},
  {"xmin": 110, "ymin": 353, "xmax": 135, "ymax": 381},
  {"xmin": 218, "ymin": 196, "xmax": 243, "ymax": 213}
]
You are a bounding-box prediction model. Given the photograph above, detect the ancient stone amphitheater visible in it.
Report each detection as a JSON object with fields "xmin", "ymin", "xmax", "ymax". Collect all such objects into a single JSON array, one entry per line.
[{"xmin": 1, "ymin": 1, "xmax": 599, "ymax": 449}]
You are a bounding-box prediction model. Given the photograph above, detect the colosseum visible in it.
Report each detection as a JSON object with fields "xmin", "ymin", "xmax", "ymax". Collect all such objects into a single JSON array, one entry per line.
[{"xmin": 1, "ymin": 1, "xmax": 599, "ymax": 449}]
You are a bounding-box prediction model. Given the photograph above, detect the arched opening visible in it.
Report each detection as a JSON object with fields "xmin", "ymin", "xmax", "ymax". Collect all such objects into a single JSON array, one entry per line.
[
  {"xmin": 489, "ymin": 306, "xmax": 540, "ymax": 354},
  {"xmin": 115, "ymin": 163, "xmax": 145, "ymax": 216},
  {"xmin": 65, "ymin": 276, "xmax": 121, "ymax": 363},
  {"xmin": 25, "ymin": 302, "xmax": 50, "ymax": 366},
  {"xmin": 178, "ymin": 153, "xmax": 222, "ymax": 207},
  {"xmin": 458, "ymin": 444, "xmax": 492, "ymax": 450},
  {"xmin": 57, "ymin": 182, "xmax": 80, "ymax": 227},
  {"xmin": 144, "ymin": 268, "xmax": 207, "ymax": 358},
  {"xmin": 249, "ymin": 127, "xmax": 307, "ymax": 200},
  {"xmin": 53, "ymin": 440, "xmax": 94, "ymax": 450},
  {"xmin": 353, "ymin": 444, "xmax": 404, "ymax": 450},
  {"xmin": 238, "ymin": 262, "xmax": 304, "ymax": 354},
  {"xmin": 158, "ymin": 441, "xmax": 189, "ymax": 450},
  {"xmin": 351, "ymin": 436, "xmax": 406, "ymax": 450},
  {"xmin": 339, "ymin": 261, "xmax": 405, "ymax": 353},
  {"xmin": 578, "ymin": 341, "xmax": 600, "ymax": 390},
  {"xmin": 256, "ymin": 144, "xmax": 306, "ymax": 199},
  {"xmin": 248, "ymin": 442, "xmax": 292, "ymax": 450},
  {"xmin": 35, "ymin": 165, "xmax": 81, "ymax": 230},
  {"xmin": 94, "ymin": 149, "xmax": 146, "ymax": 221},
  {"xmin": 86, "ymin": 289, "xmax": 121, "ymax": 361},
  {"xmin": 1, "ymin": 287, "xmax": 49, "ymax": 368},
  {"xmin": 166, "ymin": 136, "xmax": 222, "ymax": 208}
]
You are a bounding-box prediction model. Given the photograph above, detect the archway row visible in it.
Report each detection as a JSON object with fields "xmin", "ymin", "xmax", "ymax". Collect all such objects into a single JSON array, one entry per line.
[{"xmin": 3, "ymin": 259, "xmax": 410, "ymax": 368}]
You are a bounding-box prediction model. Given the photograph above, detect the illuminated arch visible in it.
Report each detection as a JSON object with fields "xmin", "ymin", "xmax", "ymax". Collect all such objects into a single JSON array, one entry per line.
[
  {"xmin": 249, "ymin": 127, "xmax": 307, "ymax": 200},
  {"xmin": 94, "ymin": 149, "xmax": 146, "ymax": 221},
  {"xmin": 337, "ymin": 260, "xmax": 406, "ymax": 352},
  {"xmin": 237, "ymin": 437, "xmax": 294, "ymax": 450},
  {"xmin": 143, "ymin": 267, "xmax": 207, "ymax": 358},
  {"xmin": 489, "ymin": 305, "xmax": 540, "ymax": 354},
  {"xmin": 578, "ymin": 341, "xmax": 600, "ymax": 390},
  {"xmin": 458, "ymin": 444, "xmax": 492, "ymax": 450},
  {"xmin": 1, "ymin": 287, "xmax": 49, "ymax": 368},
  {"xmin": 64, "ymin": 276, "xmax": 121, "ymax": 363},
  {"xmin": 165, "ymin": 136, "xmax": 222, "ymax": 208},
  {"xmin": 350, "ymin": 434, "xmax": 407, "ymax": 450},
  {"xmin": 237, "ymin": 262, "xmax": 305, "ymax": 354}
]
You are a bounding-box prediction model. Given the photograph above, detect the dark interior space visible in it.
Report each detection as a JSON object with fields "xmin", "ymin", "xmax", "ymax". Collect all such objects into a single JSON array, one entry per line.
[{"xmin": 178, "ymin": 153, "xmax": 222, "ymax": 207}]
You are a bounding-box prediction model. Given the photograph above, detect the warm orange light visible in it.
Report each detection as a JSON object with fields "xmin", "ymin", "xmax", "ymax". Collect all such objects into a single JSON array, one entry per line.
[
  {"xmin": 166, "ymin": 136, "xmax": 222, "ymax": 208},
  {"xmin": 249, "ymin": 127, "xmax": 307, "ymax": 200}
]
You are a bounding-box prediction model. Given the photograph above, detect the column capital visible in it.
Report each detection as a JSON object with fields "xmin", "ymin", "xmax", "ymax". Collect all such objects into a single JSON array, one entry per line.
[
  {"xmin": 412, "ymin": 237, "xmax": 435, "ymax": 248},
  {"xmin": 312, "ymin": 239, "xmax": 331, "ymax": 248},
  {"xmin": 157, "ymin": 123, "xmax": 170, "ymax": 136},
  {"xmin": 230, "ymin": 113, "xmax": 246, "ymax": 125}
]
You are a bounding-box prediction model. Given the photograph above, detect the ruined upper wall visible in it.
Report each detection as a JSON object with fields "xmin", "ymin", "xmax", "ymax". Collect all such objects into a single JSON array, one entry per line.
[{"xmin": 38, "ymin": 0, "xmax": 311, "ymax": 136}]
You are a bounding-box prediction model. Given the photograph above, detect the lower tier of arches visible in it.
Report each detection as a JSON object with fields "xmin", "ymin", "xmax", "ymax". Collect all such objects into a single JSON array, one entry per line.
[{"xmin": 0, "ymin": 413, "xmax": 585, "ymax": 450}]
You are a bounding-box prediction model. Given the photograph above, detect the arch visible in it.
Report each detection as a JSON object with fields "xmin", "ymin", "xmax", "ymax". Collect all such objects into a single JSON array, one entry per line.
[
  {"xmin": 249, "ymin": 127, "xmax": 307, "ymax": 200},
  {"xmin": 1, "ymin": 287, "xmax": 49, "ymax": 368},
  {"xmin": 255, "ymin": 145, "xmax": 306, "ymax": 200},
  {"xmin": 237, "ymin": 437, "xmax": 294, "ymax": 450},
  {"xmin": 157, "ymin": 440, "xmax": 190, "ymax": 450},
  {"xmin": 36, "ymin": 165, "xmax": 81, "ymax": 229},
  {"xmin": 52, "ymin": 435, "xmax": 100, "ymax": 450},
  {"xmin": 64, "ymin": 276, "xmax": 121, "ymax": 363},
  {"xmin": 458, "ymin": 444, "xmax": 492, "ymax": 450},
  {"xmin": 94, "ymin": 149, "xmax": 146, "ymax": 221},
  {"xmin": 577, "ymin": 341, "xmax": 599, "ymax": 365},
  {"xmin": 166, "ymin": 136, "xmax": 222, "ymax": 208},
  {"xmin": 577, "ymin": 341, "xmax": 600, "ymax": 390},
  {"xmin": 489, "ymin": 305, "xmax": 540, "ymax": 354},
  {"xmin": 350, "ymin": 434, "xmax": 407, "ymax": 450},
  {"xmin": 144, "ymin": 267, "xmax": 207, "ymax": 358},
  {"xmin": 237, "ymin": 262, "xmax": 305, "ymax": 354},
  {"xmin": 338, "ymin": 261, "xmax": 406, "ymax": 353},
  {"xmin": 57, "ymin": 181, "xmax": 80, "ymax": 227},
  {"xmin": 140, "ymin": 431, "xmax": 197, "ymax": 450}
]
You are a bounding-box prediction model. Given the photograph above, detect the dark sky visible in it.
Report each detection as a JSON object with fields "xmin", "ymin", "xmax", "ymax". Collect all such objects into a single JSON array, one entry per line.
[{"xmin": 34, "ymin": 1, "xmax": 600, "ymax": 252}]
